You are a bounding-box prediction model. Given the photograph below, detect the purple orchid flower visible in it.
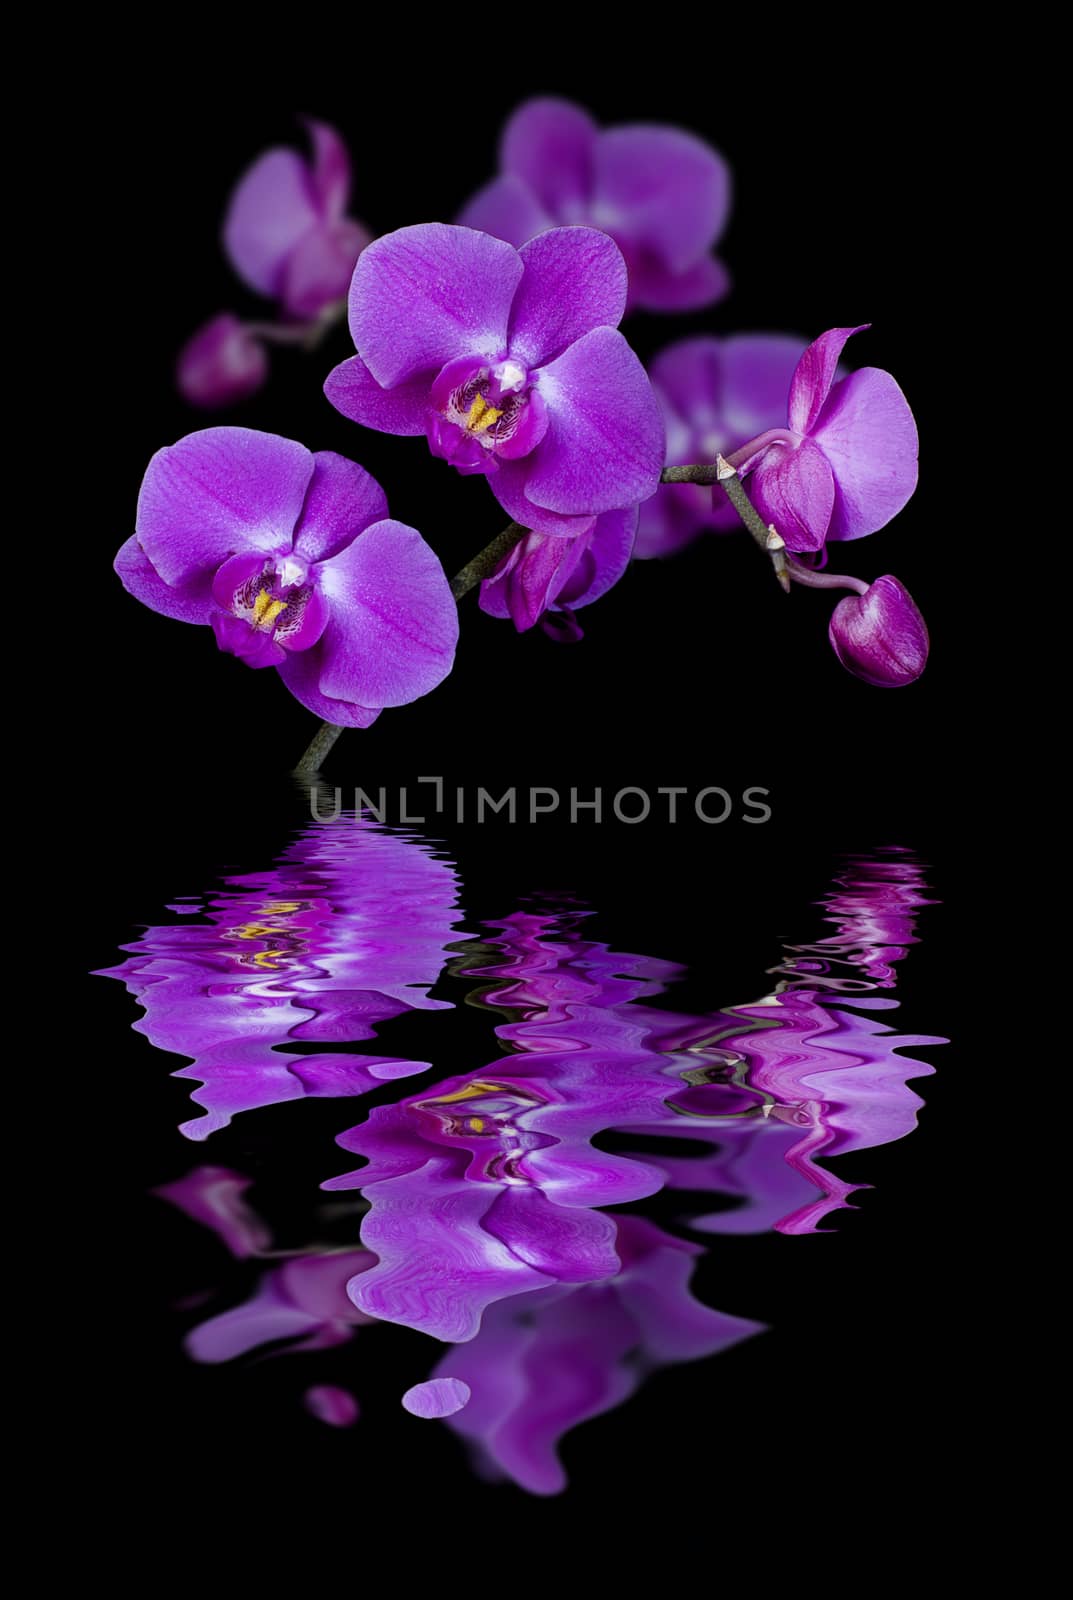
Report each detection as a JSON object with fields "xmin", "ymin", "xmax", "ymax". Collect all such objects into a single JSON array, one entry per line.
[
  {"xmin": 177, "ymin": 120, "xmax": 370, "ymax": 409},
  {"xmin": 324, "ymin": 223, "xmax": 665, "ymax": 538},
  {"xmin": 829, "ymin": 574, "xmax": 930, "ymax": 686},
  {"xmin": 115, "ymin": 427, "xmax": 458, "ymax": 728},
  {"xmin": 224, "ymin": 118, "xmax": 370, "ymax": 323},
  {"xmin": 735, "ymin": 325, "xmax": 918, "ymax": 554},
  {"xmin": 458, "ymin": 97, "xmax": 731, "ymax": 314},
  {"xmin": 97, "ymin": 817, "xmax": 460, "ymax": 1137},
  {"xmin": 318, "ymin": 858, "xmax": 942, "ymax": 1342},
  {"xmin": 478, "ymin": 506, "xmax": 636, "ymax": 633},
  {"xmin": 145, "ymin": 856, "xmax": 945, "ymax": 1494},
  {"xmin": 175, "ymin": 314, "xmax": 269, "ymax": 411},
  {"xmin": 636, "ymin": 335, "xmax": 809, "ymax": 559}
]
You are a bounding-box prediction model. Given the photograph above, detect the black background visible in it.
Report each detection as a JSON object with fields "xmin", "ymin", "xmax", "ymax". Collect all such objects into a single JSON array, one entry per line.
[{"xmin": 61, "ymin": 49, "xmax": 988, "ymax": 1542}]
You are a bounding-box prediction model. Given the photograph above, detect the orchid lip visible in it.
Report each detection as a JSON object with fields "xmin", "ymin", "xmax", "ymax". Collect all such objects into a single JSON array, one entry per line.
[
  {"xmin": 429, "ymin": 352, "xmax": 547, "ymax": 467},
  {"xmin": 208, "ymin": 549, "xmax": 327, "ymax": 658}
]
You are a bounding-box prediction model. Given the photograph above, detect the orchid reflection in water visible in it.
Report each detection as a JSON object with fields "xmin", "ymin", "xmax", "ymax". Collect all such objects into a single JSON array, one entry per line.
[
  {"xmin": 102, "ymin": 828, "xmax": 944, "ymax": 1493},
  {"xmin": 98, "ymin": 818, "xmax": 462, "ymax": 1137}
]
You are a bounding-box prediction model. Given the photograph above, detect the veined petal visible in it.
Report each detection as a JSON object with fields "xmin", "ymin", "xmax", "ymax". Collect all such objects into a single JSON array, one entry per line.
[
  {"xmin": 315, "ymin": 519, "xmax": 458, "ymax": 708},
  {"xmin": 136, "ymin": 428, "xmax": 313, "ymax": 588},
  {"xmin": 324, "ymin": 356, "xmax": 432, "ymax": 437},
  {"xmin": 508, "ymin": 227, "xmax": 627, "ymax": 370},
  {"xmin": 788, "ymin": 324, "xmax": 869, "ymax": 435},
  {"xmin": 276, "ymin": 649, "xmax": 381, "ymax": 727},
  {"xmin": 223, "ymin": 149, "xmax": 320, "ymax": 299},
  {"xmin": 293, "ymin": 451, "xmax": 389, "ymax": 564},
  {"xmin": 114, "ymin": 536, "xmax": 217, "ymax": 623},
  {"xmin": 593, "ymin": 125, "xmax": 731, "ymax": 273},
  {"xmin": 524, "ymin": 327, "xmax": 665, "ymax": 516},
  {"xmin": 555, "ymin": 506, "xmax": 637, "ymax": 609},
  {"xmin": 348, "ymin": 224, "xmax": 523, "ymax": 388},
  {"xmin": 488, "ymin": 459, "xmax": 597, "ymax": 537},
  {"xmin": 501, "ymin": 97, "xmax": 598, "ymax": 215},
  {"xmin": 748, "ymin": 439, "xmax": 835, "ymax": 553},
  {"xmin": 813, "ymin": 368, "xmax": 919, "ymax": 540},
  {"xmin": 457, "ymin": 173, "xmax": 553, "ymax": 247}
]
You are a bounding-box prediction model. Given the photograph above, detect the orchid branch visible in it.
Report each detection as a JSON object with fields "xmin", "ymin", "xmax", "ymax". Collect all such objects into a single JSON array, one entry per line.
[{"xmin": 660, "ymin": 457, "xmax": 789, "ymax": 590}]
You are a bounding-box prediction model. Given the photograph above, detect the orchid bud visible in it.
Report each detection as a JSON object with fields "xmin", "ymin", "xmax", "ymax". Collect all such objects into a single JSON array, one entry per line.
[
  {"xmin": 829, "ymin": 574, "xmax": 929, "ymax": 687},
  {"xmin": 176, "ymin": 314, "xmax": 268, "ymax": 409}
]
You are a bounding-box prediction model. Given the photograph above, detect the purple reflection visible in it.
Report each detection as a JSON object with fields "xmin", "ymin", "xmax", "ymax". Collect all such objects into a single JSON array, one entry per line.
[
  {"xmin": 128, "ymin": 844, "xmax": 943, "ymax": 1493},
  {"xmin": 431, "ymin": 1215, "xmax": 760, "ymax": 1494},
  {"xmin": 326, "ymin": 855, "xmax": 942, "ymax": 1346},
  {"xmin": 97, "ymin": 818, "xmax": 461, "ymax": 1136}
]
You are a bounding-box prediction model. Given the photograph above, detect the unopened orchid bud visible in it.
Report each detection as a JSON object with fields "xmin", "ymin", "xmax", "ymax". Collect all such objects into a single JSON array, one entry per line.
[
  {"xmin": 176, "ymin": 315, "xmax": 267, "ymax": 409},
  {"xmin": 829, "ymin": 574, "xmax": 929, "ymax": 687}
]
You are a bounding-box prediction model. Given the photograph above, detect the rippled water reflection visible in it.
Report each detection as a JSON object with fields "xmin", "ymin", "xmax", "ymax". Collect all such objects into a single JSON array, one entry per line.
[{"xmin": 98, "ymin": 822, "xmax": 944, "ymax": 1493}]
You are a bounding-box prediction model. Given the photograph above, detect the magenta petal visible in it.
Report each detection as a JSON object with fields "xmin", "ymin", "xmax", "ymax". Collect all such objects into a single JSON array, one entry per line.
[
  {"xmin": 525, "ymin": 328, "xmax": 665, "ymax": 515},
  {"xmin": 508, "ymin": 228, "xmax": 627, "ymax": 370},
  {"xmin": 401, "ymin": 1378, "xmax": 471, "ymax": 1418},
  {"xmin": 211, "ymin": 612, "xmax": 286, "ymax": 668},
  {"xmin": 479, "ymin": 532, "xmax": 589, "ymax": 630},
  {"xmin": 457, "ymin": 173, "xmax": 553, "ymax": 247},
  {"xmin": 501, "ymin": 98, "xmax": 598, "ymax": 214},
  {"xmin": 293, "ymin": 451, "xmax": 389, "ymax": 563},
  {"xmin": 276, "ymin": 650, "xmax": 382, "ymax": 727},
  {"xmin": 176, "ymin": 314, "xmax": 268, "ymax": 409},
  {"xmin": 114, "ymin": 535, "xmax": 217, "ymax": 624},
  {"xmin": 280, "ymin": 221, "xmax": 367, "ymax": 319},
  {"xmin": 813, "ymin": 368, "xmax": 919, "ymax": 540},
  {"xmin": 748, "ymin": 439, "xmax": 835, "ymax": 553},
  {"xmin": 303, "ymin": 118, "xmax": 351, "ymax": 217},
  {"xmin": 324, "ymin": 356, "xmax": 432, "ymax": 437},
  {"xmin": 211, "ymin": 549, "xmax": 270, "ymax": 612},
  {"xmin": 788, "ymin": 324, "xmax": 869, "ymax": 434},
  {"xmin": 348, "ymin": 224, "xmax": 523, "ymax": 388},
  {"xmin": 555, "ymin": 506, "xmax": 637, "ymax": 609},
  {"xmin": 223, "ymin": 149, "xmax": 320, "ymax": 299},
  {"xmin": 593, "ymin": 126, "xmax": 731, "ymax": 273},
  {"xmin": 488, "ymin": 460, "xmax": 597, "ymax": 537},
  {"xmin": 136, "ymin": 428, "xmax": 314, "ymax": 588},
  {"xmin": 315, "ymin": 519, "xmax": 458, "ymax": 708},
  {"xmin": 625, "ymin": 253, "xmax": 730, "ymax": 312},
  {"xmin": 276, "ymin": 584, "xmax": 329, "ymax": 654}
]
